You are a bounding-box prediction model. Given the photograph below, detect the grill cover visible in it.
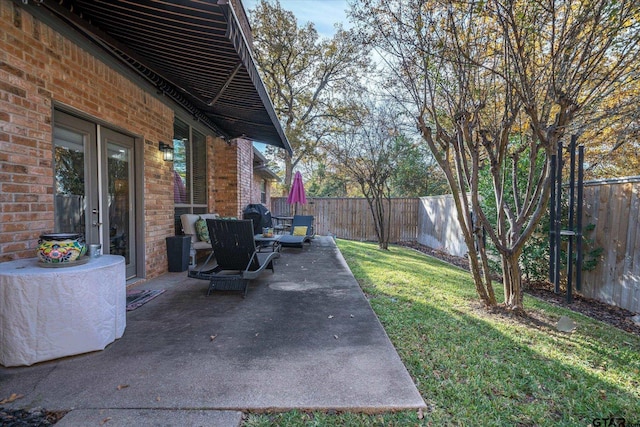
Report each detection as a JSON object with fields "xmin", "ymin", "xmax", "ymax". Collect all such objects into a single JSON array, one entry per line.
[{"xmin": 242, "ymin": 204, "xmax": 273, "ymax": 235}]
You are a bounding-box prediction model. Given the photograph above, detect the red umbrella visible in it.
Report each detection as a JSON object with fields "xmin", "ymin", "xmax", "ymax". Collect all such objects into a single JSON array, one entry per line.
[{"xmin": 287, "ymin": 171, "xmax": 307, "ymax": 214}]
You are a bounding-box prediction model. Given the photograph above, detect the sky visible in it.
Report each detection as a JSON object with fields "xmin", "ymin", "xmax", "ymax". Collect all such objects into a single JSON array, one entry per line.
[
  {"xmin": 242, "ymin": 0, "xmax": 350, "ymax": 38},
  {"xmin": 243, "ymin": 0, "xmax": 351, "ymax": 153}
]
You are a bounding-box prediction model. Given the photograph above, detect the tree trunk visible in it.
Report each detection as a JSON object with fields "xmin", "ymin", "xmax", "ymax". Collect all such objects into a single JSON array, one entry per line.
[
  {"xmin": 283, "ymin": 156, "xmax": 293, "ymax": 195},
  {"xmin": 361, "ymin": 187, "xmax": 390, "ymax": 250},
  {"xmin": 501, "ymin": 249, "xmax": 524, "ymax": 311},
  {"xmin": 452, "ymin": 190, "xmax": 496, "ymax": 307},
  {"xmin": 475, "ymin": 225, "xmax": 497, "ymax": 304}
]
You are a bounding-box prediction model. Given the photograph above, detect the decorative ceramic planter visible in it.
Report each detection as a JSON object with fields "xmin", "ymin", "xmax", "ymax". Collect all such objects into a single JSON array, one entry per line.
[{"xmin": 37, "ymin": 233, "xmax": 87, "ymax": 263}]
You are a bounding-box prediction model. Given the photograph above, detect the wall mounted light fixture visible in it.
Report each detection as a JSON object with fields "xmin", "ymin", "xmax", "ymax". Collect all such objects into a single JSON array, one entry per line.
[{"xmin": 159, "ymin": 142, "xmax": 174, "ymax": 162}]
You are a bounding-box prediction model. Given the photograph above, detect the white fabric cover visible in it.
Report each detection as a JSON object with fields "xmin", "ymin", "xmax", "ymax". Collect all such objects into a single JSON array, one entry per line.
[{"xmin": 0, "ymin": 255, "xmax": 126, "ymax": 367}]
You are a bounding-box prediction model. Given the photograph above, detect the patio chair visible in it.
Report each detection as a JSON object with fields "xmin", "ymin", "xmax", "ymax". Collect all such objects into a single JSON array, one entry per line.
[
  {"xmin": 180, "ymin": 213, "xmax": 219, "ymax": 271},
  {"xmin": 279, "ymin": 215, "xmax": 315, "ymax": 248},
  {"xmin": 196, "ymin": 219, "xmax": 279, "ymax": 297}
]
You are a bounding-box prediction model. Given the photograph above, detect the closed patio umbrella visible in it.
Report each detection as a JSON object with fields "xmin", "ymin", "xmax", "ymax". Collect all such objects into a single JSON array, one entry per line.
[{"xmin": 287, "ymin": 171, "xmax": 307, "ymax": 215}]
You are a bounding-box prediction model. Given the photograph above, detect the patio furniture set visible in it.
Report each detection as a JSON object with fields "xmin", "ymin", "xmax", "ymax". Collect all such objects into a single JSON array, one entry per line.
[{"xmin": 180, "ymin": 213, "xmax": 314, "ymax": 297}]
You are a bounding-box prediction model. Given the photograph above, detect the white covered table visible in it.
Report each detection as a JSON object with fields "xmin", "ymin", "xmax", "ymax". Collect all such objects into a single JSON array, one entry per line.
[{"xmin": 0, "ymin": 255, "xmax": 126, "ymax": 367}]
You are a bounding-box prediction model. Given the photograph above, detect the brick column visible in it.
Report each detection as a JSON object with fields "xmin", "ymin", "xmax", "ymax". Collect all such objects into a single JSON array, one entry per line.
[{"xmin": 212, "ymin": 138, "xmax": 253, "ymax": 218}]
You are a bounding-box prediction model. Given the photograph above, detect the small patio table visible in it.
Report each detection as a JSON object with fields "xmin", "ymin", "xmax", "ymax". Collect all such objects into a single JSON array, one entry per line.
[
  {"xmin": 272, "ymin": 216, "xmax": 293, "ymax": 234},
  {"xmin": 254, "ymin": 234, "xmax": 282, "ymax": 252}
]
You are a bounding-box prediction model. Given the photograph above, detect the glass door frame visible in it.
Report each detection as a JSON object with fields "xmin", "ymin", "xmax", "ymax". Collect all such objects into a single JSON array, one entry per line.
[
  {"xmin": 52, "ymin": 110, "xmax": 100, "ymax": 244},
  {"xmin": 53, "ymin": 107, "xmax": 144, "ymax": 280},
  {"xmin": 100, "ymin": 127, "xmax": 137, "ymax": 278}
]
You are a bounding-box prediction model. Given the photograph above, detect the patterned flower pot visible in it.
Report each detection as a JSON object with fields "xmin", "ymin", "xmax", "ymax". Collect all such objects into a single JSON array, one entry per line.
[{"xmin": 37, "ymin": 233, "xmax": 87, "ymax": 263}]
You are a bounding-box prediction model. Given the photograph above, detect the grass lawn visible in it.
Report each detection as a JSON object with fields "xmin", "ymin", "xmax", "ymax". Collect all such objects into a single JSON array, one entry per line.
[{"xmin": 245, "ymin": 240, "xmax": 640, "ymax": 426}]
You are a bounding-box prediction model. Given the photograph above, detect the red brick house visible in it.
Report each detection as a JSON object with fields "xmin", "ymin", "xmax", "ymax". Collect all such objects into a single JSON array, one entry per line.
[
  {"xmin": 0, "ymin": 0, "xmax": 291, "ymax": 281},
  {"xmin": 252, "ymin": 147, "xmax": 279, "ymax": 205}
]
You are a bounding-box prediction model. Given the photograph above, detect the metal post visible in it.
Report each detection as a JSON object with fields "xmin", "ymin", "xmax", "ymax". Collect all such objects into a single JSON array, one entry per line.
[
  {"xmin": 566, "ymin": 135, "xmax": 577, "ymax": 303},
  {"xmin": 576, "ymin": 145, "xmax": 584, "ymax": 291},
  {"xmin": 554, "ymin": 141, "xmax": 563, "ymax": 294},
  {"xmin": 549, "ymin": 154, "xmax": 557, "ymax": 284}
]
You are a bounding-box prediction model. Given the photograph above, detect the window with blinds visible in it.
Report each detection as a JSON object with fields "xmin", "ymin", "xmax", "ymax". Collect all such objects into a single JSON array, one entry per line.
[
  {"xmin": 173, "ymin": 117, "xmax": 208, "ymax": 234},
  {"xmin": 192, "ymin": 130, "xmax": 207, "ymax": 205}
]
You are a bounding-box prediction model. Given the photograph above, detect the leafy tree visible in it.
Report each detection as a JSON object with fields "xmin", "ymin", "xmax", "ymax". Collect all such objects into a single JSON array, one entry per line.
[
  {"xmin": 477, "ymin": 144, "xmax": 602, "ymax": 284},
  {"xmin": 391, "ymin": 144, "xmax": 449, "ymax": 197},
  {"xmin": 305, "ymin": 162, "xmax": 350, "ymax": 197},
  {"xmin": 571, "ymin": 72, "xmax": 640, "ymax": 179},
  {"xmin": 306, "ymin": 141, "xmax": 447, "ymax": 198},
  {"xmin": 351, "ymin": 0, "xmax": 640, "ymax": 311},
  {"xmin": 249, "ymin": 0, "xmax": 371, "ymax": 191},
  {"xmin": 328, "ymin": 102, "xmax": 415, "ymax": 249}
]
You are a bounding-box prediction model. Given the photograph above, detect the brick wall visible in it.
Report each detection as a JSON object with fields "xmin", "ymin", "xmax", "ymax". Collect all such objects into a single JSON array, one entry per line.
[
  {"xmin": 0, "ymin": 3, "xmax": 255, "ymax": 277},
  {"xmin": 212, "ymin": 137, "xmax": 254, "ymax": 218},
  {"xmin": 252, "ymin": 175, "xmax": 263, "ymax": 205},
  {"xmin": 212, "ymin": 138, "xmax": 238, "ymax": 217},
  {"xmin": 237, "ymin": 138, "xmax": 253, "ymax": 213},
  {"xmin": 251, "ymin": 174, "xmax": 274, "ymax": 207},
  {"xmin": 0, "ymin": 3, "xmax": 173, "ymax": 278}
]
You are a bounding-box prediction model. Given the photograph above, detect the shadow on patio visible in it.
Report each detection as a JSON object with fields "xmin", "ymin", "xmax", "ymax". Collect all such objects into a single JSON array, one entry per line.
[{"xmin": 0, "ymin": 236, "xmax": 425, "ymax": 425}]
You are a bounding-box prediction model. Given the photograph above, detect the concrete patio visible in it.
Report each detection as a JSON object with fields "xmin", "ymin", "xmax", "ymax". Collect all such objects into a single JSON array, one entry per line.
[{"xmin": 0, "ymin": 236, "xmax": 425, "ymax": 426}]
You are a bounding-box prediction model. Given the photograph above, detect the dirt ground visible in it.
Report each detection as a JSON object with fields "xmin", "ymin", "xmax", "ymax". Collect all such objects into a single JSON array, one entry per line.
[{"xmin": 400, "ymin": 242, "xmax": 640, "ymax": 337}]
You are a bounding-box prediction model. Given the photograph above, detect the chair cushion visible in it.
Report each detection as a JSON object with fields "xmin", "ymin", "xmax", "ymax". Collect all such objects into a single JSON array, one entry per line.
[
  {"xmin": 195, "ymin": 217, "xmax": 210, "ymax": 243},
  {"xmin": 279, "ymin": 234, "xmax": 309, "ymax": 247},
  {"xmin": 180, "ymin": 213, "xmax": 219, "ymax": 245},
  {"xmin": 192, "ymin": 241, "xmax": 212, "ymax": 250},
  {"xmin": 293, "ymin": 226, "xmax": 307, "ymax": 236}
]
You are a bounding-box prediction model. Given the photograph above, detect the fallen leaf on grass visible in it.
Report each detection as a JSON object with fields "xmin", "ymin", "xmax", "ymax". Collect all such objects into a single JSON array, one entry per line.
[
  {"xmin": 117, "ymin": 384, "xmax": 129, "ymax": 390},
  {"xmin": 0, "ymin": 393, "xmax": 24, "ymax": 404},
  {"xmin": 417, "ymin": 408, "xmax": 424, "ymax": 419}
]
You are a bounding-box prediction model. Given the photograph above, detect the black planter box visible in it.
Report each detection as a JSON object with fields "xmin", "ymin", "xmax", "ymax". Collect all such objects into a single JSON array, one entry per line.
[{"xmin": 166, "ymin": 235, "xmax": 191, "ymax": 272}]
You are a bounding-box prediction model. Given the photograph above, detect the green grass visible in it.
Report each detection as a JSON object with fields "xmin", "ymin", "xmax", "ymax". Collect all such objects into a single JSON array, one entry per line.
[{"xmin": 244, "ymin": 240, "xmax": 640, "ymax": 426}]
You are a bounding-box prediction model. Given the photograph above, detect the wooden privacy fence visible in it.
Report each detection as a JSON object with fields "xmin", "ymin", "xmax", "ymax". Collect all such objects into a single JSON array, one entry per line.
[
  {"xmin": 270, "ymin": 197, "xmax": 419, "ymax": 243},
  {"xmin": 581, "ymin": 177, "xmax": 640, "ymax": 313},
  {"xmin": 272, "ymin": 177, "xmax": 640, "ymax": 313},
  {"xmin": 272, "ymin": 195, "xmax": 467, "ymax": 254},
  {"xmin": 415, "ymin": 181, "xmax": 640, "ymax": 313},
  {"xmin": 417, "ymin": 195, "xmax": 468, "ymax": 257}
]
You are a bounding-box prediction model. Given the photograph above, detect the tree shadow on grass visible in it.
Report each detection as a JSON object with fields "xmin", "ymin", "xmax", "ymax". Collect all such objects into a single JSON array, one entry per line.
[
  {"xmin": 387, "ymin": 294, "xmax": 639, "ymax": 425},
  {"xmin": 338, "ymin": 240, "xmax": 640, "ymax": 426}
]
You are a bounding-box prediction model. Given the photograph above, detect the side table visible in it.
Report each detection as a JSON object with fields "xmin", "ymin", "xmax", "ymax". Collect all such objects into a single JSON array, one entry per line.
[
  {"xmin": 0, "ymin": 255, "xmax": 126, "ymax": 367},
  {"xmin": 254, "ymin": 234, "xmax": 282, "ymax": 252}
]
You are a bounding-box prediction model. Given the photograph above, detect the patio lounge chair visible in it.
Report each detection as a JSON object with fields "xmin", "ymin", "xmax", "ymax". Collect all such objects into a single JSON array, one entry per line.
[
  {"xmin": 180, "ymin": 213, "xmax": 219, "ymax": 270},
  {"xmin": 279, "ymin": 215, "xmax": 314, "ymax": 248},
  {"xmin": 197, "ymin": 219, "xmax": 279, "ymax": 297}
]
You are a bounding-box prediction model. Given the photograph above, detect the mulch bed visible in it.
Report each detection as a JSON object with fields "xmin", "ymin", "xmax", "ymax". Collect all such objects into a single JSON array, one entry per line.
[
  {"xmin": 400, "ymin": 241, "xmax": 640, "ymax": 336},
  {"xmin": 525, "ymin": 281, "xmax": 640, "ymax": 336},
  {"xmin": 0, "ymin": 407, "xmax": 66, "ymax": 426}
]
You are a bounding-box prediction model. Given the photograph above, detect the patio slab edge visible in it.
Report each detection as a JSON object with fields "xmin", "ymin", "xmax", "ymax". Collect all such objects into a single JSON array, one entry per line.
[{"xmin": 55, "ymin": 408, "xmax": 243, "ymax": 427}]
